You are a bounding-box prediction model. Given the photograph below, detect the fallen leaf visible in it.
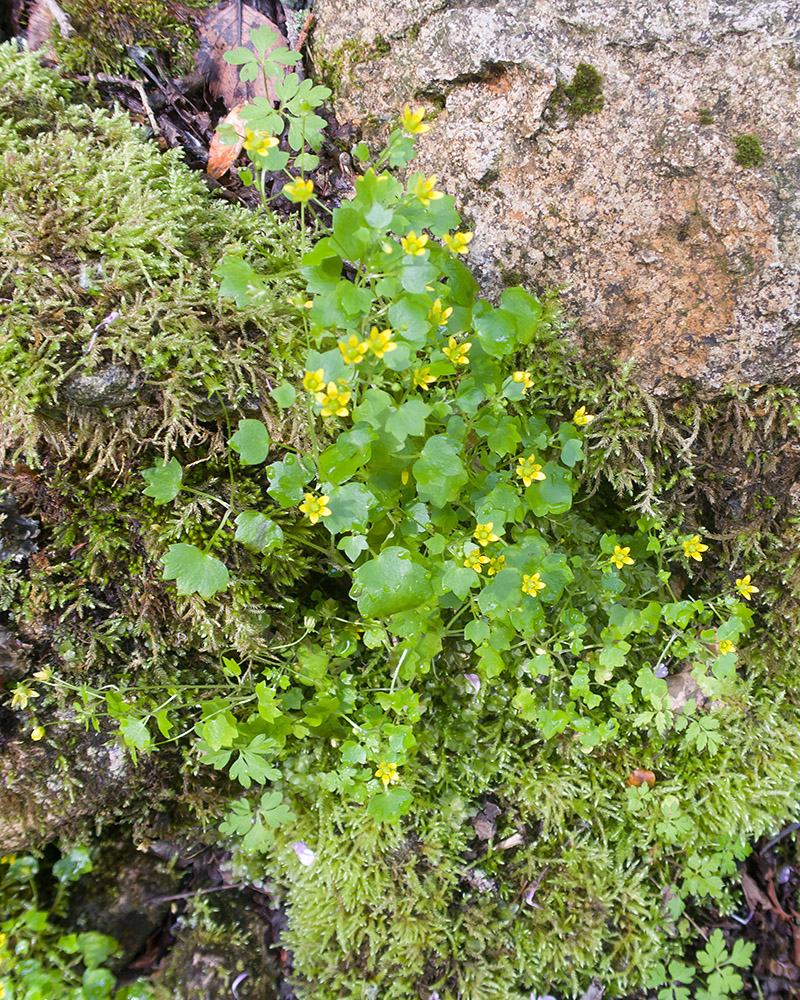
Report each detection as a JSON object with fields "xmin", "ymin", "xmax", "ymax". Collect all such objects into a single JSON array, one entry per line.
[
  {"xmin": 195, "ymin": 1, "xmax": 289, "ymax": 109},
  {"xmin": 626, "ymin": 768, "xmax": 656, "ymax": 788},
  {"xmin": 741, "ymin": 871, "xmax": 773, "ymax": 912},
  {"xmin": 207, "ymin": 104, "xmax": 246, "ymax": 178},
  {"xmin": 27, "ymin": 0, "xmax": 73, "ymax": 56}
]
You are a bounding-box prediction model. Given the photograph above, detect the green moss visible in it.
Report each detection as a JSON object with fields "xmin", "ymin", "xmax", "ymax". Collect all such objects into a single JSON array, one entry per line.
[
  {"xmin": 0, "ymin": 44, "xmax": 306, "ymax": 469},
  {"xmin": 314, "ymin": 35, "xmax": 392, "ymax": 95},
  {"xmin": 697, "ymin": 107, "xmax": 714, "ymax": 125},
  {"xmin": 563, "ymin": 62, "xmax": 605, "ymax": 118},
  {"xmin": 734, "ymin": 133, "xmax": 764, "ymax": 167},
  {"xmin": 54, "ymin": 0, "xmax": 214, "ymax": 75}
]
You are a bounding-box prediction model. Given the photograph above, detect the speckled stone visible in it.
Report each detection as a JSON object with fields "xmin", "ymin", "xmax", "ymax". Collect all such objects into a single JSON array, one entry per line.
[{"xmin": 313, "ymin": 0, "xmax": 800, "ymax": 394}]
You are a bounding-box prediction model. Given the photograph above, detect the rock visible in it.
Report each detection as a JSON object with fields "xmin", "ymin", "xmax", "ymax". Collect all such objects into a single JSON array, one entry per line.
[
  {"xmin": 312, "ymin": 0, "xmax": 800, "ymax": 393},
  {"xmin": 65, "ymin": 840, "xmax": 183, "ymax": 972},
  {"xmin": 666, "ymin": 665, "xmax": 708, "ymax": 714},
  {"xmin": 59, "ymin": 364, "xmax": 141, "ymax": 410},
  {"xmin": 0, "ymin": 721, "xmax": 168, "ymax": 854},
  {"xmin": 0, "ymin": 495, "xmax": 40, "ymax": 562}
]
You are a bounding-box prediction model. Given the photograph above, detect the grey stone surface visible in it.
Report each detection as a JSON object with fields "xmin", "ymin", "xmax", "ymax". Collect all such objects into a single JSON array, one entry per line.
[{"xmin": 312, "ymin": 0, "xmax": 800, "ymax": 393}]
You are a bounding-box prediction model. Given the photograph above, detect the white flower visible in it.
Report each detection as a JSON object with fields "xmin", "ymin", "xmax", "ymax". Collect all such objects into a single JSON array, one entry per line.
[{"xmin": 291, "ymin": 841, "xmax": 315, "ymax": 866}]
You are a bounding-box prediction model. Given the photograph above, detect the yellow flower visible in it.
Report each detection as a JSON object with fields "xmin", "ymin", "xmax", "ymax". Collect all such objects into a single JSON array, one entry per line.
[
  {"xmin": 718, "ymin": 639, "xmax": 736, "ymax": 654},
  {"xmin": 516, "ymin": 455, "xmax": 546, "ymax": 487},
  {"xmin": 610, "ymin": 545, "xmax": 634, "ymax": 569},
  {"xmin": 242, "ymin": 129, "xmax": 279, "ymax": 155},
  {"xmin": 283, "ymin": 177, "xmax": 314, "ymax": 203},
  {"xmin": 464, "ymin": 549, "xmax": 490, "ymax": 574},
  {"xmin": 442, "ymin": 231, "xmax": 474, "ymax": 255},
  {"xmin": 10, "ymin": 684, "xmax": 38, "ymax": 710},
  {"xmin": 411, "ymin": 174, "xmax": 445, "ymax": 206},
  {"xmin": 367, "ymin": 326, "xmax": 398, "ymax": 359},
  {"xmin": 30, "ymin": 727, "xmax": 44, "ymax": 741},
  {"xmin": 473, "ymin": 522, "xmax": 501, "ymax": 547},
  {"xmin": 375, "ymin": 761, "xmax": 400, "ymax": 787},
  {"xmin": 522, "ymin": 573, "xmax": 545, "ymax": 595},
  {"xmin": 315, "ymin": 381, "xmax": 351, "ymax": 418},
  {"xmin": 298, "ymin": 493, "xmax": 332, "ymax": 525},
  {"xmin": 512, "ymin": 371, "xmax": 534, "ymax": 394},
  {"xmin": 400, "ymin": 105, "xmax": 430, "ymax": 134},
  {"xmin": 400, "ymin": 231, "xmax": 429, "ymax": 256},
  {"xmin": 428, "ymin": 298, "xmax": 453, "ymax": 325},
  {"xmin": 412, "ymin": 367, "xmax": 437, "ymax": 390},
  {"xmin": 735, "ymin": 574, "xmax": 759, "ymax": 600},
  {"xmin": 302, "ymin": 369, "xmax": 325, "ymax": 393},
  {"xmin": 486, "ymin": 555, "xmax": 505, "ymax": 576},
  {"xmin": 574, "ymin": 406, "xmax": 595, "ymax": 426},
  {"xmin": 0, "ymin": 857, "xmax": 15, "ymax": 866},
  {"xmin": 32, "ymin": 667, "xmax": 52, "ymax": 682},
  {"xmin": 683, "ymin": 535, "xmax": 709, "ymax": 562},
  {"xmin": 443, "ymin": 336, "xmax": 471, "ymax": 365},
  {"xmin": 338, "ymin": 334, "xmax": 369, "ymax": 364},
  {"xmin": 0, "ymin": 980, "xmax": 5, "ymax": 998}
]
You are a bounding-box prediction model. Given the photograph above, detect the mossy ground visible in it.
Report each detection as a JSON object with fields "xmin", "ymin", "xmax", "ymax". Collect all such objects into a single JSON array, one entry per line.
[
  {"xmin": 1, "ymin": 46, "xmax": 800, "ymax": 1000},
  {"xmin": 53, "ymin": 0, "xmax": 214, "ymax": 76}
]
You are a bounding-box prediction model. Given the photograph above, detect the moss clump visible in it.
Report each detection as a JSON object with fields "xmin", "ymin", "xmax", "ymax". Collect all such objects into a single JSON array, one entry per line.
[
  {"xmin": 0, "ymin": 44, "xmax": 306, "ymax": 469},
  {"xmin": 55, "ymin": 0, "xmax": 214, "ymax": 75},
  {"xmin": 734, "ymin": 133, "xmax": 764, "ymax": 167},
  {"xmin": 314, "ymin": 35, "xmax": 392, "ymax": 95},
  {"xmin": 563, "ymin": 62, "xmax": 604, "ymax": 118},
  {"xmin": 697, "ymin": 107, "xmax": 714, "ymax": 125}
]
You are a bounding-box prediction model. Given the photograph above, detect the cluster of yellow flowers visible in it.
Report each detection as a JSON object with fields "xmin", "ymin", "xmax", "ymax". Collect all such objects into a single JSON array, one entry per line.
[
  {"xmin": 243, "ymin": 129, "xmax": 278, "ymax": 155},
  {"xmin": 516, "ymin": 454, "xmax": 546, "ymax": 488},
  {"xmin": 411, "ymin": 175, "xmax": 445, "ymax": 207},
  {"xmin": 375, "ymin": 761, "xmax": 400, "ymax": 786},
  {"xmin": 298, "ymin": 493, "xmax": 331, "ymax": 524},
  {"xmin": 513, "ymin": 370, "xmax": 534, "ymax": 395},
  {"xmin": 283, "ymin": 176, "xmax": 314, "ymax": 203},
  {"xmin": 443, "ymin": 336, "xmax": 471, "ymax": 365},
  {"xmin": 338, "ymin": 327, "xmax": 398, "ymax": 365}
]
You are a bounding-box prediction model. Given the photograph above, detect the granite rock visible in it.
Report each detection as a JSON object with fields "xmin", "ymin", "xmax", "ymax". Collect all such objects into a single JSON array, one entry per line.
[{"xmin": 312, "ymin": 0, "xmax": 800, "ymax": 393}]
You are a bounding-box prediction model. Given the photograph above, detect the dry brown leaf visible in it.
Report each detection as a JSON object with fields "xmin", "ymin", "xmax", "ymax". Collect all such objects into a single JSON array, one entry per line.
[
  {"xmin": 207, "ymin": 104, "xmax": 247, "ymax": 179},
  {"xmin": 741, "ymin": 871, "xmax": 773, "ymax": 913},
  {"xmin": 27, "ymin": 0, "xmax": 73, "ymax": 56},
  {"xmin": 626, "ymin": 768, "xmax": 656, "ymax": 788},
  {"xmin": 195, "ymin": 1, "xmax": 289, "ymax": 109}
]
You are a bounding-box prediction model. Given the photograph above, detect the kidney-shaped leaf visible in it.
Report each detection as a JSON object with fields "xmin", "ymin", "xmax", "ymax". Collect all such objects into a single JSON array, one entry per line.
[
  {"xmin": 351, "ymin": 546, "xmax": 434, "ymax": 618},
  {"xmin": 162, "ymin": 544, "xmax": 230, "ymax": 598}
]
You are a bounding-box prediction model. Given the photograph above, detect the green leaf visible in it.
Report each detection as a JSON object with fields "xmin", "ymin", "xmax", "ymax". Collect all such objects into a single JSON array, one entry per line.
[
  {"xmin": 473, "ymin": 300, "xmax": 518, "ymax": 357},
  {"xmin": 351, "ymin": 546, "xmax": 434, "ymax": 618},
  {"xmin": 319, "ymin": 427, "xmax": 373, "ymax": 484},
  {"xmin": 441, "ymin": 563, "xmax": 477, "ymax": 600},
  {"xmin": 214, "ymin": 255, "xmax": 271, "ymax": 307},
  {"xmin": 338, "ymin": 534, "xmax": 369, "ymax": 561},
  {"xmin": 487, "ymin": 415, "xmax": 522, "ymax": 456},
  {"xmin": 119, "ymin": 717, "xmax": 153, "ymax": 753},
  {"xmin": 234, "ymin": 512, "xmax": 284, "ymax": 553},
  {"xmin": 477, "ymin": 568, "xmax": 522, "ymax": 618},
  {"xmin": 162, "ymin": 544, "xmax": 229, "ymax": 598},
  {"xmin": 465, "ymin": 619, "xmax": 491, "ymax": 644},
  {"xmin": 82, "ymin": 967, "xmax": 116, "ymax": 998},
  {"xmin": 267, "ymin": 453, "xmax": 314, "ymax": 506},
  {"xmin": 367, "ymin": 787, "xmax": 413, "ymax": 822},
  {"xmin": 386, "ymin": 399, "xmax": 431, "ymax": 443},
  {"xmin": 223, "ymin": 46, "xmax": 257, "ymax": 65},
  {"xmin": 323, "ymin": 482, "xmax": 375, "ymax": 535},
  {"xmin": 76, "ymin": 932, "xmax": 119, "ymax": 969},
  {"xmin": 341, "ymin": 740, "xmax": 367, "ymax": 764},
  {"xmin": 476, "ymin": 484, "xmax": 524, "ymax": 526},
  {"xmin": 141, "ymin": 457, "xmax": 182, "ymax": 503},
  {"xmin": 525, "ymin": 463, "xmax": 574, "ymax": 516},
  {"xmin": 560, "ymin": 436, "xmax": 584, "ymax": 467},
  {"xmin": 229, "ymin": 735, "xmax": 281, "ymax": 788},
  {"xmin": 230, "ymin": 419, "xmax": 270, "ymax": 465},
  {"xmin": 271, "ymin": 381, "xmax": 296, "ymax": 408},
  {"xmin": 53, "ymin": 846, "xmax": 93, "ymax": 884},
  {"xmin": 413, "ymin": 435, "xmax": 468, "ymax": 506},
  {"xmin": 199, "ymin": 712, "xmax": 239, "ymax": 751},
  {"xmin": 260, "ymin": 789, "xmax": 296, "ymax": 827}
]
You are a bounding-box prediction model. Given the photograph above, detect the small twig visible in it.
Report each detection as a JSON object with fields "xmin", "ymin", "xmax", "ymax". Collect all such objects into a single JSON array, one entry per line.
[
  {"xmin": 134, "ymin": 80, "xmax": 160, "ymax": 135},
  {"xmin": 762, "ymin": 821, "xmax": 800, "ymax": 852},
  {"xmin": 293, "ymin": 12, "xmax": 314, "ymax": 52},
  {"xmin": 147, "ymin": 883, "xmax": 243, "ymax": 905}
]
